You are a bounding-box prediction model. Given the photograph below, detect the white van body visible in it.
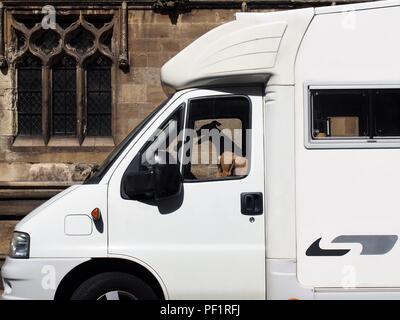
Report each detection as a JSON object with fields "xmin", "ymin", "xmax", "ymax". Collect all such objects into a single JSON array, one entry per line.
[{"xmin": 3, "ymin": 0, "xmax": 400, "ymax": 300}]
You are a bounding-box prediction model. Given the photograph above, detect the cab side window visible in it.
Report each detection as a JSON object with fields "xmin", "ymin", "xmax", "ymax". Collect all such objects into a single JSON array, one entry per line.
[
  {"xmin": 183, "ymin": 97, "xmax": 251, "ymax": 181},
  {"xmin": 140, "ymin": 111, "xmax": 182, "ymax": 168}
]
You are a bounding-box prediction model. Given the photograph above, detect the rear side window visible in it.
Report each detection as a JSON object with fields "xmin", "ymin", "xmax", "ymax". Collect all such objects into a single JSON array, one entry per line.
[
  {"xmin": 310, "ymin": 88, "xmax": 400, "ymax": 143},
  {"xmin": 311, "ymin": 90, "xmax": 369, "ymax": 139},
  {"xmin": 374, "ymin": 89, "xmax": 400, "ymax": 137}
]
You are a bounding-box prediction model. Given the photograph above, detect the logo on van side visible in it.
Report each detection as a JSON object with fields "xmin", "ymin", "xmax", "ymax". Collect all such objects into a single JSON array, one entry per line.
[{"xmin": 306, "ymin": 235, "xmax": 398, "ymax": 257}]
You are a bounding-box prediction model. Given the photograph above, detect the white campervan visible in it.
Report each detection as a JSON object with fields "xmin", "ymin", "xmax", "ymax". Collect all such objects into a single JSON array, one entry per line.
[{"xmin": 3, "ymin": 0, "xmax": 400, "ymax": 300}]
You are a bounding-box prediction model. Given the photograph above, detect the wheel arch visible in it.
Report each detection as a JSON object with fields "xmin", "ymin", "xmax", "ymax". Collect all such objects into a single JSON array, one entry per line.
[{"xmin": 54, "ymin": 257, "xmax": 167, "ymax": 300}]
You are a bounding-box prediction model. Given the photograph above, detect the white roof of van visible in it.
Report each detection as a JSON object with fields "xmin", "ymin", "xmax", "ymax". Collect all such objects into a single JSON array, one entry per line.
[
  {"xmin": 315, "ymin": 0, "xmax": 400, "ymax": 14},
  {"xmin": 160, "ymin": 0, "xmax": 399, "ymax": 92}
]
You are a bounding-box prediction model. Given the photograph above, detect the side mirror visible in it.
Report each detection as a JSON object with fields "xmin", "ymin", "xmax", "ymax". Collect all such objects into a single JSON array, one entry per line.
[
  {"xmin": 152, "ymin": 163, "xmax": 182, "ymax": 200},
  {"xmin": 123, "ymin": 164, "xmax": 182, "ymax": 201}
]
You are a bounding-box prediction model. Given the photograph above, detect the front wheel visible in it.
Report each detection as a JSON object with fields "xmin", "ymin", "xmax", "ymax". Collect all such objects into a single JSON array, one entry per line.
[{"xmin": 71, "ymin": 272, "xmax": 158, "ymax": 300}]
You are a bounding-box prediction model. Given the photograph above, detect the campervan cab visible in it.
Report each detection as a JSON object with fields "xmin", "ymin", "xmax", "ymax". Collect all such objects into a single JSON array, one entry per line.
[{"xmin": 3, "ymin": 0, "xmax": 400, "ymax": 300}]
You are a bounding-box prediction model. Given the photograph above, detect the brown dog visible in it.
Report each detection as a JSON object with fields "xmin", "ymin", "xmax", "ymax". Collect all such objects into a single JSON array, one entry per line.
[{"xmin": 218, "ymin": 151, "xmax": 248, "ymax": 177}]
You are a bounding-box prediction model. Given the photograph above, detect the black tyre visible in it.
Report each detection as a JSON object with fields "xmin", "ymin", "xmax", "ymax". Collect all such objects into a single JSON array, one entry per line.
[{"xmin": 70, "ymin": 272, "xmax": 158, "ymax": 300}]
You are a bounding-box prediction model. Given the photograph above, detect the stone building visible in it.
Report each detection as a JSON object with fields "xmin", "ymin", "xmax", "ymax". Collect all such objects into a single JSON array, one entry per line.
[{"xmin": 0, "ymin": 0, "xmax": 357, "ymax": 274}]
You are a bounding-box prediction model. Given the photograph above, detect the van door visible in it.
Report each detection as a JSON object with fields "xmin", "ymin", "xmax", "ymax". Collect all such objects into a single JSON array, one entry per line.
[{"xmin": 107, "ymin": 88, "xmax": 266, "ymax": 299}]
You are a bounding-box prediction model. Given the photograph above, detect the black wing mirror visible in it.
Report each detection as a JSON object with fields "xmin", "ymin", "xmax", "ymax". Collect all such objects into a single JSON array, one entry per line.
[{"xmin": 123, "ymin": 163, "xmax": 182, "ymax": 201}]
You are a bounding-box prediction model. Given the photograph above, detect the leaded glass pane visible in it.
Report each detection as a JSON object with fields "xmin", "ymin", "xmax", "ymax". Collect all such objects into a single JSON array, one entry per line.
[
  {"xmin": 17, "ymin": 54, "xmax": 42, "ymax": 135},
  {"xmin": 52, "ymin": 55, "xmax": 77, "ymax": 135},
  {"xmin": 86, "ymin": 54, "xmax": 112, "ymax": 136}
]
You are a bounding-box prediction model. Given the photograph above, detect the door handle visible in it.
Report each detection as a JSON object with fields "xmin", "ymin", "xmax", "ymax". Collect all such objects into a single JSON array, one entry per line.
[{"xmin": 240, "ymin": 192, "xmax": 263, "ymax": 215}]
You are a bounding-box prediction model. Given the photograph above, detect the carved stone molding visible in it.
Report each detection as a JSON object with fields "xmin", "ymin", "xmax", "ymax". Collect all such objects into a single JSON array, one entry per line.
[
  {"xmin": 0, "ymin": 2, "xmax": 7, "ymax": 68},
  {"xmin": 10, "ymin": 13, "xmax": 116, "ymax": 67},
  {"xmin": 118, "ymin": 1, "xmax": 128, "ymax": 69}
]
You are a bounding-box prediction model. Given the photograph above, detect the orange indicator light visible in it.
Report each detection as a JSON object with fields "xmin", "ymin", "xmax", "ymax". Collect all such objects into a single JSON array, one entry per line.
[{"xmin": 91, "ymin": 207, "xmax": 101, "ymax": 221}]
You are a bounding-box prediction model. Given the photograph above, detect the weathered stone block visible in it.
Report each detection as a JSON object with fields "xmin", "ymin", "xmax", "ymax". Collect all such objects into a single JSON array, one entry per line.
[
  {"xmin": 128, "ymin": 10, "xmax": 157, "ymax": 24},
  {"xmin": 178, "ymin": 23, "xmax": 210, "ymax": 39},
  {"xmin": 71, "ymin": 164, "xmax": 93, "ymax": 182},
  {"xmin": 125, "ymin": 67, "xmax": 161, "ymax": 86},
  {"xmin": 0, "ymin": 200, "xmax": 45, "ymax": 216},
  {"xmin": 115, "ymin": 118, "xmax": 142, "ymax": 144},
  {"xmin": 180, "ymin": 10, "xmax": 219, "ymax": 24},
  {"xmin": 0, "ymin": 135, "xmax": 13, "ymax": 150},
  {"xmin": 130, "ymin": 39, "xmax": 161, "ymax": 53},
  {"xmin": 137, "ymin": 102, "xmax": 158, "ymax": 119},
  {"xmin": 134, "ymin": 23, "xmax": 173, "ymax": 39},
  {"xmin": 0, "ymin": 220, "xmax": 17, "ymax": 256},
  {"xmin": 147, "ymin": 52, "xmax": 176, "ymax": 68},
  {"xmin": 5, "ymin": 151, "xmax": 110, "ymax": 164},
  {"xmin": 0, "ymin": 73, "xmax": 12, "ymax": 91},
  {"xmin": 0, "ymin": 108, "xmax": 14, "ymax": 136},
  {"xmin": 116, "ymin": 102, "xmax": 141, "ymax": 120},
  {"xmin": 131, "ymin": 53, "xmax": 148, "ymax": 67},
  {"xmin": 147, "ymin": 85, "xmax": 167, "ymax": 104},
  {"xmin": 159, "ymin": 39, "xmax": 181, "ymax": 53},
  {"xmin": 29, "ymin": 163, "xmax": 72, "ymax": 182},
  {"xmin": 0, "ymin": 163, "xmax": 31, "ymax": 181},
  {"xmin": 118, "ymin": 83, "xmax": 147, "ymax": 103},
  {"xmin": 215, "ymin": 10, "xmax": 236, "ymax": 23}
]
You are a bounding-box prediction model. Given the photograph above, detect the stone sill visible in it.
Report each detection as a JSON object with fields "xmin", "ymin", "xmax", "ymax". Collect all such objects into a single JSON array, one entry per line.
[
  {"xmin": 0, "ymin": 181, "xmax": 74, "ymax": 199},
  {"xmin": 0, "ymin": 181, "xmax": 75, "ymax": 188},
  {"xmin": 2, "ymin": 0, "xmax": 364, "ymax": 8},
  {"xmin": 11, "ymin": 136, "xmax": 115, "ymax": 152}
]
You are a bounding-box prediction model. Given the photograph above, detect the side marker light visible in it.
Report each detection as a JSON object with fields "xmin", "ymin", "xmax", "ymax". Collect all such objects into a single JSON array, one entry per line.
[{"xmin": 91, "ymin": 207, "xmax": 101, "ymax": 221}]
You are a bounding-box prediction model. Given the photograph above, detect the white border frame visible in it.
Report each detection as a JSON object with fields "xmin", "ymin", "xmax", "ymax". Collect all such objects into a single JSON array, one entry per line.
[{"xmin": 304, "ymin": 82, "xmax": 400, "ymax": 149}]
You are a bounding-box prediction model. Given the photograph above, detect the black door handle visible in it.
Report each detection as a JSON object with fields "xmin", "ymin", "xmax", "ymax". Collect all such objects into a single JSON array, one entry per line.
[{"xmin": 241, "ymin": 192, "xmax": 263, "ymax": 215}]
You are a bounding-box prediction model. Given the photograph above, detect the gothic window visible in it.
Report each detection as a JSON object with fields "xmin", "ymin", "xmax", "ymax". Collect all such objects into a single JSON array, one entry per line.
[
  {"xmin": 67, "ymin": 26, "xmax": 95, "ymax": 55},
  {"xmin": 17, "ymin": 54, "xmax": 42, "ymax": 135},
  {"xmin": 11, "ymin": 13, "xmax": 116, "ymax": 144},
  {"xmin": 33, "ymin": 29, "xmax": 61, "ymax": 56},
  {"xmin": 52, "ymin": 55, "xmax": 77, "ymax": 135},
  {"xmin": 87, "ymin": 55, "xmax": 112, "ymax": 136}
]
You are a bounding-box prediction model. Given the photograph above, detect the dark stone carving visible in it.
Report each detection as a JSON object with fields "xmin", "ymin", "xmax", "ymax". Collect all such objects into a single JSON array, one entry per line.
[
  {"xmin": 0, "ymin": 3, "xmax": 7, "ymax": 68},
  {"xmin": 152, "ymin": 0, "xmax": 190, "ymax": 11},
  {"xmin": 33, "ymin": 29, "xmax": 61, "ymax": 55},
  {"xmin": 152, "ymin": 0, "xmax": 191, "ymax": 24},
  {"xmin": 67, "ymin": 26, "xmax": 95, "ymax": 54},
  {"xmin": 118, "ymin": 1, "xmax": 129, "ymax": 70}
]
